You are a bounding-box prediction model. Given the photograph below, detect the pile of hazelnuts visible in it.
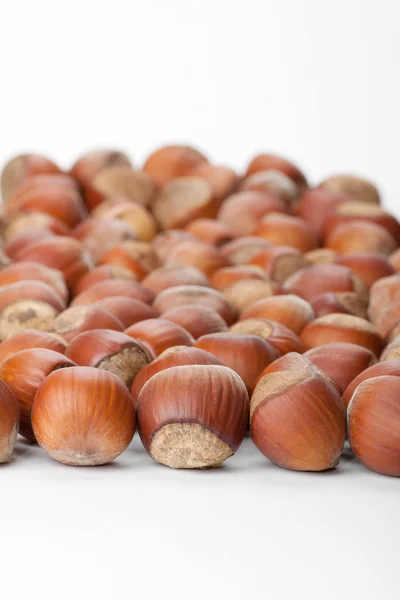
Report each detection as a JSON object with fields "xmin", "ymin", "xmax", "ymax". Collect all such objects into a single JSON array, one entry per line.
[{"xmin": 0, "ymin": 146, "xmax": 398, "ymax": 476}]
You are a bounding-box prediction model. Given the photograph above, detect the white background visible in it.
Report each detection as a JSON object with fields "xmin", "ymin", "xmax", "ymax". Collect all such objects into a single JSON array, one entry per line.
[{"xmin": 0, "ymin": 1, "xmax": 399, "ymax": 599}]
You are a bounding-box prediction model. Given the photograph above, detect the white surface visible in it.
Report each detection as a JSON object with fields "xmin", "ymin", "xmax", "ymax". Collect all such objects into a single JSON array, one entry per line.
[{"xmin": 0, "ymin": 1, "xmax": 399, "ymax": 599}]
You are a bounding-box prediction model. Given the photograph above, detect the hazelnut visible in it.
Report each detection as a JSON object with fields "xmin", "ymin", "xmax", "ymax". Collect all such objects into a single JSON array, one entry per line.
[
  {"xmin": 186, "ymin": 219, "xmax": 234, "ymax": 247},
  {"xmin": 219, "ymin": 236, "xmax": 271, "ymax": 265},
  {"xmin": 304, "ymin": 248, "xmax": 337, "ymax": 265},
  {"xmin": 389, "ymin": 248, "xmax": 400, "ymax": 272},
  {"xmin": 342, "ymin": 359, "xmax": 400, "ymax": 409},
  {"xmin": 98, "ymin": 241, "xmax": 159, "ymax": 279},
  {"xmin": 188, "ymin": 164, "xmax": 239, "ymax": 202},
  {"xmin": 0, "ymin": 262, "xmax": 68, "ymax": 303},
  {"xmin": 217, "ymin": 191, "xmax": 286, "ymax": 237},
  {"xmin": 325, "ymin": 221, "xmax": 397, "ymax": 255},
  {"xmin": 248, "ymin": 246, "xmax": 309, "ymax": 284},
  {"xmin": 124, "ymin": 318, "xmax": 194, "ymax": 357},
  {"xmin": 255, "ymin": 213, "xmax": 319, "ymax": 252},
  {"xmin": 92, "ymin": 200, "xmax": 157, "ymax": 242},
  {"xmin": 318, "ymin": 174, "xmax": 380, "ymax": 204},
  {"xmin": 32, "ymin": 367, "xmax": 135, "ymax": 466},
  {"xmin": 294, "ymin": 189, "xmax": 346, "ymax": 238},
  {"xmin": 194, "ymin": 333, "xmax": 279, "ymax": 393},
  {"xmin": 141, "ymin": 265, "xmax": 209, "ymax": 295},
  {"xmin": 240, "ymin": 294, "xmax": 315, "ymax": 334},
  {"xmin": 368, "ymin": 274, "xmax": 400, "ymax": 338},
  {"xmin": 300, "ymin": 313, "xmax": 383, "ymax": 357},
  {"xmin": 303, "ymin": 342, "xmax": 377, "ymax": 394},
  {"xmin": 73, "ymin": 265, "xmax": 137, "ymax": 296},
  {"xmin": 15, "ymin": 236, "xmax": 93, "ymax": 293},
  {"xmin": 210, "ymin": 265, "xmax": 268, "ymax": 291},
  {"xmin": 311, "ymin": 292, "xmax": 368, "ymax": 319},
  {"xmin": 0, "ymin": 329, "xmax": 67, "ymax": 364},
  {"xmin": 165, "ymin": 240, "xmax": 230, "ymax": 276},
  {"xmin": 335, "ymin": 253, "xmax": 395, "ymax": 287},
  {"xmin": 239, "ymin": 169, "xmax": 299, "ymax": 207},
  {"xmin": 0, "ymin": 280, "xmax": 66, "ymax": 340},
  {"xmin": 162, "ymin": 305, "xmax": 228, "ymax": 339},
  {"xmin": 323, "ymin": 201, "xmax": 400, "ymax": 242},
  {"xmin": 1, "ymin": 153, "xmax": 61, "ymax": 203},
  {"xmin": 47, "ymin": 305, "xmax": 124, "ymax": 342},
  {"xmin": 151, "ymin": 230, "xmax": 198, "ymax": 263},
  {"xmin": 95, "ymin": 296, "xmax": 156, "ymax": 328},
  {"xmin": 222, "ymin": 279, "xmax": 280, "ymax": 313},
  {"xmin": 5, "ymin": 227, "xmax": 56, "ymax": 259},
  {"xmin": 143, "ymin": 145, "xmax": 208, "ymax": 187},
  {"xmin": 347, "ymin": 376, "xmax": 400, "ymax": 476},
  {"xmin": 229, "ymin": 318, "xmax": 307, "ymax": 355},
  {"xmin": 153, "ymin": 285, "xmax": 237, "ymax": 325},
  {"xmin": 71, "ymin": 279, "xmax": 154, "ymax": 307},
  {"xmin": 380, "ymin": 337, "xmax": 400, "ymax": 361},
  {"xmin": 137, "ymin": 365, "xmax": 248, "ymax": 469},
  {"xmin": 132, "ymin": 346, "xmax": 223, "ymax": 404},
  {"xmin": 0, "ymin": 380, "xmax": 19, "ymax": 462},
  {"xmin": 72, "ymin": 217, "xmax": 136, "ymax": 264},
  {"xmin": 250, "ymin": 361, "xmax": 345, "ymax": 471},
  {"xmin": 6, "ymin": 175, "xmax": 87, "ymax": 228},
  {"xmin": 153, "ymin": 177, "xmax": 217, "ymax": 230},
  {"xmin": 65, "ymin": 329, "xmax": 151, "ymax": 388},
  {"xmin": 283, "ymin": 264, "xmax": 368, "ymax": 304},
  {"xmin": 245, "ymin": 153, "xmax": 307, "ymax": 192},
  {"xmin": 87, "ymin": 167, "xmax": 156, "ymax": 208},
  {"xmin": 0, "ymin": 348, "xmax": 75, "ymax": 440},
  {"xmin": 2, "ymin": 211, "xmax": 69, "ymax": 242}
]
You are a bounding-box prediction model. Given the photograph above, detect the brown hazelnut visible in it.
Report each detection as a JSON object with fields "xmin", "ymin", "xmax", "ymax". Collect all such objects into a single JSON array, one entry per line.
[
  {"xmin": 255, "ymin": 213, "xmax": 319, "ymax": 252},
  {"xmin": 294, "ymin": 189, "xmax": 346, "ymax": 237},
  {"xmin": 303, "ymin": 342, "xmax": 377, "ymax": 394},
  {"xmin": 137, "ymin": 364, "xmax": 248, "ymax": 468},
  {"xmin": 131, "ymin": 346, "xmax": 223, "ymax": 405},
  {"xmin": 304, "ymin": 248, "xmax": 337, "ymax": 265},
  {"xmin": 92, "ymin": 200, "xmax": 157, "ymax": 242},
  {"xmin": 229, "ymin": 318, "xmax": 307, "ymax": 355},
  {"xmin": 0, "ymin": 348, "xmax": 75, "ymax": 440},
  {"xmin": 347, "ymin": 376, "xmax": 400, "ymax": 476},
  {"xmin": 250, "ymin": 361, "xmax": 345, "ymax": 471},
  {"xmin": 47, "ymin": 305, "xmax": 124, "ymax": 342},
  {"xmin": 222, "ymin": 279, "xmax": 280, "ymax": 313},
  {"xmin": 325, "ymin": 221, "xmax": 397, "ymax": 255},
  {"xmin": 73, "ymin": 265, "xmax": 137, "ymax": 296},
  {"xmin": 380, "ymin": 337, "xmax": 400, "ymax": 361},
  {"xmin": 162, "ymin": 305, "xmax": 228, "ymax": 339},
  {"xmin": 124, "ymin": 318, "xmax": 194, "ymax": 357},
  {"xmin": 165, "ymin": 240, "xmax": 230, "ymax": 276},
  {"xmin": 240, "ymin": 294, "xmax": 315, "ymax": 334},
  {"xmin": 141, "ymin": 265, "xmax": 209, "ymax": 295},
  {"xmin": 153, "ymin": 285, "xmax": 237, "ymax": 325},
  {"xmin": 98, "ymin": 241, "xmax": 159, "ymax": 279},
  {"xmin": 210, "ymin": 265, "xmax": 268, "ymax": 290},
  {"xmin": 343, "ymin": 359, "xmax": 400, "ymax": 409},
  {"xmin": 188, "ymin": 164, "xmax": 239, "ymax": 202},
  {"xmin": 323, "ymin": 201, "xmax": 400, "ymax": 242},
  {"xmin": 32, "ymin": 367, "xmax": 135, "ymax": 466},
  {"xmin": 311, "ymin": 292, "xmax": 368, "ymax": 319},
  {"xmin": 239, "ymin": 169, "xmax": 299, "ymax": 207},
  {"xmin": 318, "ymin": 174, "xmax": 380, "ymax": 204},
  {"xmin": 368, "ymin": 274, "xmax": 400, "ymax": 338},
  {"xmin": 0, "ymin": 380, "xmax": 19, "ymax": 462},
  {"xmin": 72, "ymin": 217, "xmax": 137, "ymax": 263},
  {"xmin": 1, "ymin": 153, "xmax": 61, "ymax": 203},
  {"xmin": 186, "ymin": 219, "xmax": 234, "ymax": 246},
  {"xmin": 245, "ymin": 153, "xmax": 307, "ymax": 192},
  {"xmin": 71, "ymin": 279, "xmax": 155, "ymax": 307},
  {"xmin": 283, "ymin": 264, "xmax": 368, "ymax": 304},
  {"xmin": 0, "ymin": 329, "xmax": 67, "ymax": 364},
  {"xmin": 248, "ymin": 246, "xmax": 309, "ymax": 284},
  {"xmin": 0, "ymin": 262, "xmax": 68, "ymax": 303},
  {"xmin": 151, "ymin": 230, "xmax": 198, "ymax": 263},
  {"xmin": 300, "ymin": 314, "xmax": 383, "ymax": 357},
  {"xmin": 65, "ymin": 329, "xmax": 151, "ymax": 388},
  {"xmin": 5, "ymin": 227, "xmax": 56, "ymax": 259},
  {"xmin": 95, "ymin": 296, "xmax": 156, "ymax": 328},
  {"xmin": 217, "ymin": 191, "xmax": 286, "ymax": 237},
  {"xmin": 143, "ymin": 145, "xmax": 208, "ymax": 187},
  {"xmin": 2, "ymin": 211, "xmax": 69, "ymax": 242},
  {"xmin": 87, "ymin": 167, "xmax": 156, "ymax": 209},
  {"xmin": 195, "ymin": 333, "xmax": 279, "ymax": 393},
  {"xmin": 153, "ymin": 177, "xmax": 217, "ymax": 230},
  {"xmin": 335, "ymin": 253, "xmax": 395, "ymax": 287},
  {"xmin": 219, "ymin": 236, "xmax": 272, "ymax": 265}
]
